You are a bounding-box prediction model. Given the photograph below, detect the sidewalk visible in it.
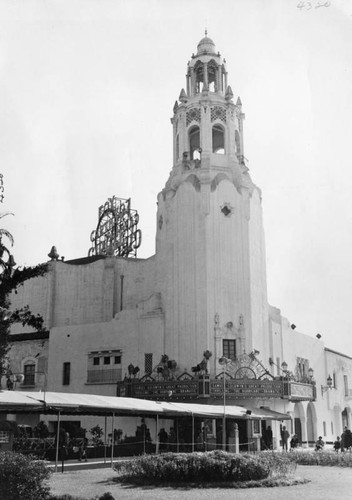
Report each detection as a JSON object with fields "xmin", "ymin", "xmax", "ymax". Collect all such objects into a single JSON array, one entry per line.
[{"xmin": 48, "ymin": 456, "xmax": 128, "ymax": 472}]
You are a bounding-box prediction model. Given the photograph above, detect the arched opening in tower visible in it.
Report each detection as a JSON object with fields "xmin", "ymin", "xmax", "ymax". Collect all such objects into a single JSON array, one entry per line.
[
  {"xmin": 194, "ymin": 61, "xmax": 204, "ymax": 93},
  {"xmin": 208, "ymin": 60, "xmax": 218, "ymax": 92},
  {"xmin": 212, "ymin": 124, "xmax": 225, "ymax": 154},
  {"xmin": 189, "ymin": 126, "xmax": 200, "ymax": 159}
]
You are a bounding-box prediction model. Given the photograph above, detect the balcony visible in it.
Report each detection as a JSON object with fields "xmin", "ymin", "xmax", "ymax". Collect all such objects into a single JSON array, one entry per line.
[{"xmin": 87, "ymin": 368, "xmax": 122, "ymax": 384}]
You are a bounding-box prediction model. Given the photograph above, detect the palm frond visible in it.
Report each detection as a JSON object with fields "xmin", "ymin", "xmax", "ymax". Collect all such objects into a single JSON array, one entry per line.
[
  {"xmin": 0, "ymin": 212, "xmax": 14, "ymax": 220},
  {"xmin": 0, "ymin": 229, "xmax": 14, "ymax": 246}
]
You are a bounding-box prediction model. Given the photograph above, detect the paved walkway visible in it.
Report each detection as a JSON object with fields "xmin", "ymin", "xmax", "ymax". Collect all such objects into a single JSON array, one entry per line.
[{"xmin": 49, "ymin": 464, "xmax": 352, "ymax": 499}]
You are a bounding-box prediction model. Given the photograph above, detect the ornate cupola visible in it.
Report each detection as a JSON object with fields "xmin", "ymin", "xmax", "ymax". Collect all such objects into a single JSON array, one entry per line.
[
  {"xmin": 169, "ymin": 32, "xmax": 247, "ymax": 193},
  {"xmin": 188, "ymin": 32, "xmax": 225, "ymax": 96}
]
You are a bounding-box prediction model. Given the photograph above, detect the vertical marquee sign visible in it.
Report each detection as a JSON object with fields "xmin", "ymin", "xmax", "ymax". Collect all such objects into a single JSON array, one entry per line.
[{"xmin": 88, "ymin": 196, "xmax": 142, "ymax": 258}]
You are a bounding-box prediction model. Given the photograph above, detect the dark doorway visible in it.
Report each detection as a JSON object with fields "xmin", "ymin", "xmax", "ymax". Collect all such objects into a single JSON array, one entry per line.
[{"xmin": 295, "ymin": 417, "xmax": 302, "ymax": 443}]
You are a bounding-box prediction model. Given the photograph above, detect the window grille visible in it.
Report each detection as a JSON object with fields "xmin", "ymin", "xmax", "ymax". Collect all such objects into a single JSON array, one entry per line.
[{"xmin": 145, "ymin": 353, "xmax": 153, "ymax": 374}]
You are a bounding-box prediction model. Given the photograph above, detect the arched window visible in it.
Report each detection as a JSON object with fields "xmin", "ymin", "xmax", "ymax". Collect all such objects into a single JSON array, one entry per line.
[
  {"xmin": 212, "ymin": 125, "xmax": 225, "ymax": 154},
  {"xmin": 176, "ymin": 134, "xmax": 179, "ymax": 160},
  {"xmin": 189, "ymin": 126, "xmax": 200, "ymax": 160}
]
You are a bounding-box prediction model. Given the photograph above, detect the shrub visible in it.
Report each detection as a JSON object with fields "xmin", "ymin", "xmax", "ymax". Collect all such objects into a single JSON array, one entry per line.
[
  {"xmin": 114, "ymin": 450, "xmax": 296, "ymax": 485},
  {"xmin": 90, "ymin": 425, "xmax": 104, "ymax": 447},
  {"xmin": 0, "ymin": 451, "xmax": 51, "ymax": 500},
  {"xmin": 291, "ymin": 449, "xmax": 352, "ymax": 467}
]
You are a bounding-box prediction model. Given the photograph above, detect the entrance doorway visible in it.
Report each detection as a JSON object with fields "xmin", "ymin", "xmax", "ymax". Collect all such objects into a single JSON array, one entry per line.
[{"xmin": 294, "ymin": 418, "xmax": 302, "ymax": 443}]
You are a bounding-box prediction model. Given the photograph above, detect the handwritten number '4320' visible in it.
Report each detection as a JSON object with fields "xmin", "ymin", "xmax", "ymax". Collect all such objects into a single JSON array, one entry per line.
[{"xmin": 297, "ymin": 1, "xmax": 331, "ymax": 9}]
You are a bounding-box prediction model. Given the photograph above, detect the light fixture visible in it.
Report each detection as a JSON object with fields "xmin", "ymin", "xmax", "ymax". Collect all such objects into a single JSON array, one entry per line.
[
  {"xmin": 308, "ymin": 367, "xmax": 314, "ymax": 380},
  {"xmin": 321, "ymin": 375, "xmax": 333, "ymax": 396},
  {"xmin": 281, "ymin": 361, "xmax": 288, "ymax": 374}
]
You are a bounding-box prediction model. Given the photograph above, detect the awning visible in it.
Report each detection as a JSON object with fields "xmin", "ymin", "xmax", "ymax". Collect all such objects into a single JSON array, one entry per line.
[
  {"xmin": 0, "ymin": 390, "xmax": 45, "ymax": 413},
  {"xmin": 0, "ymin": 390, "xmax": 287, "ymax": 420},
  {"xmin": 249, "ymin": 407, "xmax": 291, "ymax": 420}
]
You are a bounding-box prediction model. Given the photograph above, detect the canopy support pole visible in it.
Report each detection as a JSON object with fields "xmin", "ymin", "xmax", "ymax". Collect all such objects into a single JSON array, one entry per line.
[
  {"xmin": 191, "ymin": 414, "xmax": 195, "ymax": 452},
  {"xmin": 155, "ymin": 414, "xmax": 159, "ymax": 454},
  {"xmin": 54, "ymin": 411, "xmax": 60, "ymax": 473},
  {"xmin": 104, "ymin": 415, "xmax": 107, "ymax": 463},
  {"xmin": 111, "ymin": 412, "xmax": 115, "ymax": 468},
  {"xmin": 176, "ymin": 418, "xmax": 179, "ymax": 452}
]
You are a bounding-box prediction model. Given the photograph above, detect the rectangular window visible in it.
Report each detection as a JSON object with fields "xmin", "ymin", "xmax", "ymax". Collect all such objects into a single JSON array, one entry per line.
[
  {"xmin": 145, "ymin": 353, "xmax": 153, "ymax": 374},
  {"xmin": 333, "ymin": 372, "xmax": 337, "ymax": 389},
  {"xmin": 63, "ymin": 362, "xmax": 71, "ymax": 386},
  {"xmin": 344, "ymin": 375, "xmax": 349, "ymax": 397},
  {"xmin": 323, "ymin": 421, "xmax": 326, "ymax": 437},
  {"xmin": 331, "ymin": 422, "xmax": 334, "ymax": 435},
  {"xmin": 223, "ymin": 340, "xmax": 236, "ymax": 361},
  {"xmin": 23, "ymin": 364, "xmax": 35, "ymax": 386},
  {"xmin": 88, "ymin": 350, "xmax": 122, "ymax": 384},
  {"xmin": 276, "ymin": 357, "xmax": 281, "ymax": 377}
]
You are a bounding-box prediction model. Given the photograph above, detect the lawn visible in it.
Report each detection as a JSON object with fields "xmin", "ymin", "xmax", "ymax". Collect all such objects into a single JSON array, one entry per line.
[{"xmin": 48, "ymin": 465, "xmax": 352, "ymax": 500}]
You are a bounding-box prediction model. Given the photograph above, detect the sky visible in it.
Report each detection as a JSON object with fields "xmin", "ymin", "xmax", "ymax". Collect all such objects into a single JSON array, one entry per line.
[{"xmin": 1, "ymin": 0, "xmax": 352, "ymax": 357}]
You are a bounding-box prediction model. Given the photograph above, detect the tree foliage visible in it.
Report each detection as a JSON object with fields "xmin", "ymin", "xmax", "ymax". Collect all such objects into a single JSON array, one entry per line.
[{"xmin": 0, "ymin": 263, "xmax": 48, "ymax": 375}]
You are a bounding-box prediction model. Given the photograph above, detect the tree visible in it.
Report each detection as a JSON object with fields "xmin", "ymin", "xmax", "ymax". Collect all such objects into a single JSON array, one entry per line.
[
  {"xmin": 0, "ymin": 209, "xmax": 48, "ymax": 376},
  {"xmin": 0, "ymin": 212, "xmax": 15, "ymax": 277}
]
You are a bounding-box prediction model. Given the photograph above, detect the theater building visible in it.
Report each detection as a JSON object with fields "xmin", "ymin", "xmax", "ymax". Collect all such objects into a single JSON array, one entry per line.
[{"xmin": 3, "ymin": 34, "xmax": 352, "ymax": 450}]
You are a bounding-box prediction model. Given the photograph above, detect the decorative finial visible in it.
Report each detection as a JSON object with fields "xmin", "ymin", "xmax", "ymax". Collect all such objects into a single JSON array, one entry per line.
[
  {"xmin": 205, "ymin": 28, "xmax": 207, "ymax": 36},
  {"xmin": 48, "ymin": 246, "xmax": 59, "ymax": 261}
]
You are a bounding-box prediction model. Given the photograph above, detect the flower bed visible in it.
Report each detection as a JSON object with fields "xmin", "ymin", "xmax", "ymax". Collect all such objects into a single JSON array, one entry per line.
[{"xmin": 114, "ymin": 450, "xmax": 297, "ymax": 485}]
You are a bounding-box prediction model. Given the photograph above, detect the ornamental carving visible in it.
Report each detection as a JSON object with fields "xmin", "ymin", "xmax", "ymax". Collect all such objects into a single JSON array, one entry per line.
[
  {"xmin": 211, "ymin": 106, "xmax": 226, "ymax": 123},
  {"xmin": 220, "ymin": 352, "xmax": 273, "ymax": 380},
  {"xmin": 186, "ymin": 107, "xmax": 201, "ymax": 126}
]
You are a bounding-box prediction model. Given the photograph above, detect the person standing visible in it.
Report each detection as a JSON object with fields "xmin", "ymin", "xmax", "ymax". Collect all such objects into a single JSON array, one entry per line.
[
  {"xmin": 281, "ymin": 425, "xmax": 289, "ymax": 451},
  {"xmin": 78, "ymin": 437, "xmax": 88, "ymax": 462},
  {"xmin": 265, "ymin": 426, "xmax": 273, "ymax": 449}
]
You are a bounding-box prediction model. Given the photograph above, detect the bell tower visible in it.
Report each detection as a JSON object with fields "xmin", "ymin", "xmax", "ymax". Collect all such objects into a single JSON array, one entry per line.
[
  {"xmin": 156, "ymin": 34, "xmax": 269, "ymax": 374},
  {"xmin": 171, "ymin": 32, "xmax": 245, "ymax": 175}
]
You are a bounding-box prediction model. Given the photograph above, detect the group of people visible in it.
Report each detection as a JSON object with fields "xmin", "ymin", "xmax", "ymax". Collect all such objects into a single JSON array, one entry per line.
[
  {"xmin": 333, "ymin": 426, "xmax": 352, "ymax": 452},
  {"xmin": 281, "ymin": 424, "xmax": 352, "ymax": 452},
  {"xmin": 158, "ymin": 426, "xmax": 177, "ymax": 451}
]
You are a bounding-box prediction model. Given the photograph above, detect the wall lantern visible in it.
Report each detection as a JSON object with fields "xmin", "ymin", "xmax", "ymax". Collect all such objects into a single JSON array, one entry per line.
[
  {"xmin": 321, "ymin": 374, "xmax": 333, "ymax": 397},
  {"xmin": 308, "ymin": 367, "xmax": 314, "ymax": 380}
]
